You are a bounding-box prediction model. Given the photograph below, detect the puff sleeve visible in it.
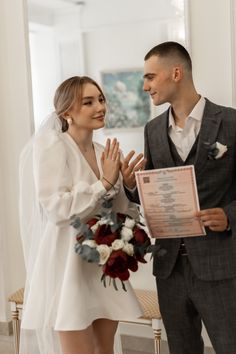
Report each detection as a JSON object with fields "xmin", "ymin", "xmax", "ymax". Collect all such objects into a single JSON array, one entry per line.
[{"xmin": 33, "ymin": 130, "xmax": 107, "ymax": 225}]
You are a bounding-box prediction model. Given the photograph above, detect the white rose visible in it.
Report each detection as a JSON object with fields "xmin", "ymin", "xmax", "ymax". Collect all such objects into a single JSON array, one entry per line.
[
  {"xmin": 123, "ymin": 242, "xmax": 134, "ymax": 256},
  {"xmin": 111, "ymin": 239, "xmax": 125, "ymax": 250},
  {"xmin": 82, "ymin": 239, "xmax": 97, "ymax": 248},
  {"xmin": 90, "ymin": 221, "xmax": 100, "ymax": 233},
  {"xmin": 124, "ymin": 217, "xmax": 136, "ymax": 229},
  {"xmin": 97, "ymin": 245, "xmax": 111, "ymax": 265},
  {"xmin": 121, "ymin": 226, "xmax": 134, "ymax": 242}
]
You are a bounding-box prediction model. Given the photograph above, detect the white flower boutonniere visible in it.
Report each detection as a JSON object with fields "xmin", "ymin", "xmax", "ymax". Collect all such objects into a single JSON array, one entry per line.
[{"xmin": 205, "ymin": 141, "xmax": 228, "ymax": 160}]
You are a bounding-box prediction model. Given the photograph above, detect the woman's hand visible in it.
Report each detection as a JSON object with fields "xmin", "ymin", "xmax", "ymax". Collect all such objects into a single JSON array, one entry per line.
[
  {"xmin": 121, "ymin": 150, "xmax": 146, "ymax": 189},
  {"xmin": 101, "ymin": 138, "xmax": 120, "ymax": 190}
]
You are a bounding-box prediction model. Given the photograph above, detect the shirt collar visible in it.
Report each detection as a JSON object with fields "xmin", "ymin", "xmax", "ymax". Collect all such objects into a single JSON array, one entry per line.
[{"xmin": 168, "ymin": 96, "xmax": 206, "ymax": 128}]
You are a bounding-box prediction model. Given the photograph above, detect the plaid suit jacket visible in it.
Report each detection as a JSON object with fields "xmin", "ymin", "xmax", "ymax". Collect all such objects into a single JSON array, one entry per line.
[{"xmin": 129, "ymin": 99, "xmax": 236, "ymax": 280}]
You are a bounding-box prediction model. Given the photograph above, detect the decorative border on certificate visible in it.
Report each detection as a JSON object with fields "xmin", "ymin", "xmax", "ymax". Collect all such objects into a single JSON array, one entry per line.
[{"xmin": 135, "ymin": 165, "xmax": 206, "ymax": 239}]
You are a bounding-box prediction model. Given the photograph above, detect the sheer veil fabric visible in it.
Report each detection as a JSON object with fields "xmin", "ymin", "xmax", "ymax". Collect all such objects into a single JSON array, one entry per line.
[
  {"xmin": 19, "ymin": 112, "xmax": 129, "ymax": 354},
  {"xmin": 19, "ymin": 113, "xmax": 63, "ymax": 354}
]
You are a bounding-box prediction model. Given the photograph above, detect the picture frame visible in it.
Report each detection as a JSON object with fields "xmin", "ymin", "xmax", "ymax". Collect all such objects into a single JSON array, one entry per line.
[{"xmin": 101, "ymin": 69, "xmax": 151, "ymax": 130}]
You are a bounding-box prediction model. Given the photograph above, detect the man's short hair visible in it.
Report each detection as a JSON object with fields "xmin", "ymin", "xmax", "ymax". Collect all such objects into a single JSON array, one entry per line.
[{"xmin": 144, "ymin": 41, "xmax": 192, "ymax": 71}]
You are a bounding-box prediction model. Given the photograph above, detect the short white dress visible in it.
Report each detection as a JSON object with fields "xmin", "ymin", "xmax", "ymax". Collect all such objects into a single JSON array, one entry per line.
[{"xmin": 21, "ymin": 129, "xmax": 142, "ymax": 335}]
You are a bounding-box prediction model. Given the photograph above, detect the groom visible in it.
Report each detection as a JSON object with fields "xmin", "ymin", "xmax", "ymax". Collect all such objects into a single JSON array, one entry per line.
[{"xmin": 121, "ymin": 41, "xmax": 236, "ymax": 353}]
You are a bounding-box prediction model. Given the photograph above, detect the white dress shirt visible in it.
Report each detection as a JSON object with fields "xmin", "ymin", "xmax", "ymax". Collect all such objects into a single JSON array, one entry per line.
[{"xmin": 168, "ymin": 96, "xmax": 206, "ymax": 161}]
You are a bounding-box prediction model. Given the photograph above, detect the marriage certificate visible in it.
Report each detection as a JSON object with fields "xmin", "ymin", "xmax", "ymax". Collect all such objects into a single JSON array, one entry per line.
[{"xmin": 135, "ymin": 165, "xmax": 206, "ymax": 239}]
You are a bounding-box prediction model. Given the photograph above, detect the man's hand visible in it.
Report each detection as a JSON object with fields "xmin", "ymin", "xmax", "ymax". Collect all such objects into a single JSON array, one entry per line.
[
  {"xmin": 196, "ymin": 208, "xmax": 229, "ymax": 232},
  {"xmin": 121, "ymin": 150, "xmax": 146, "ymax": 189}
]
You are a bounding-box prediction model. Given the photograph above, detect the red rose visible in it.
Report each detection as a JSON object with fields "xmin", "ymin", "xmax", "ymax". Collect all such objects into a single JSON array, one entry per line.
[
  {"xmin": 104, "ymin": 250, "xmax": 138, "ymax": 281},
  {"xmin": 117, "ymin": 213, "xmax": 126, "ymax": 223},
  {"xmin": 135, "ymin": 253, "xmax": 147, "ymax": 264},
  {"xmin": 94, "ymin": 224, "xmax": 118, "ymax": 246},
  {"xmin": 133, "ymin": 226, "xmax": 150, "ymax": 245},
  {"xmin": 131, "ymin": 226, "xmax": 150, "ymax": 263},
  {"xmin": 127, "ymin": 255, "xmax": 138, "ymax": 271},
  {"xmin": 86, "ymin": 218, "xmax": 99, "ymax": 228}
]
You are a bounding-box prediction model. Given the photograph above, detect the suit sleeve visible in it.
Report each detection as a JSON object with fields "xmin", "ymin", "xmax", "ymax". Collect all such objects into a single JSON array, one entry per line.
[
  {"xmin": 144, "ymin": 123, "xmax": 155, "ymax": 170},
  {"xmin": 33, "ymin": 131, "xmax": 107, "ymax": 225},
  {"xmin": 224, "ymin": 202, "xmax": 236, "ymax": 234},
  {"xmin": 222, "ymin": 132, "xmax": 236, "ymax": 235}
]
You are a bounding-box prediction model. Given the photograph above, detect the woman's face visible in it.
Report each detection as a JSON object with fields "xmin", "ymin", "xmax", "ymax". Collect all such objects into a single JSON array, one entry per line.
[{"xmin": 68, "ymin": 83, "xmax": 106, "ymax": 130}]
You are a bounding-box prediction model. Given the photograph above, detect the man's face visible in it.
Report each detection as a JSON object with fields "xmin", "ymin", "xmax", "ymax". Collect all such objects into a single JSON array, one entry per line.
[{"xmin": 143, "ymin": 55, "xmax": 176, "ymax": 106}]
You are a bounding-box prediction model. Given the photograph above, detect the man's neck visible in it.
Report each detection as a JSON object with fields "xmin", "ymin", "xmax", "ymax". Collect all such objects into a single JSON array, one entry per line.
[{"xmin": 171, "ymin": 93, "xmax": 201, "ymax": 128}]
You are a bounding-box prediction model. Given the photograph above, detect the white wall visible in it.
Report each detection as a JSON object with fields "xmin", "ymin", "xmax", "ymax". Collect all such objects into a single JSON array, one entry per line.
[
  {"xmin": 231, "ymin": 0, "xmax": 236, "ymax": 106},
  {"xmin": 189, "ymin": 0, "xmax": 233, "ymax": 107},
  {"xmin": 0, "ymin": 0, "xmax": 33, "ymax": 321},
  {"xmin": 80, "ymin": 0, "xmax": 181, "ymax": 29},
  {"xmin": 84, "ymin": 22, "xmax": 166, "ymax": 155},
  {"xmin": 82, "ymin": 0, "xmax": 186, "ymax": 155},
  {"xmin": 29, "ymin": 24, "xmax": 60, "ymax": 129}
]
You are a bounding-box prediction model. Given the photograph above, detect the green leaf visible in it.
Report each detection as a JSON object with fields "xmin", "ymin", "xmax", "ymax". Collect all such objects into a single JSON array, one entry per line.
[
  {"xmin": 113, "ymin": 278, "xmax": 118, "ymax": 291},
  {"xmin": 79, "ymin": 224, "xmax": 93, "ymax": 240},
  {"xmin": 121, "ymin": 281, "xmax": 127, "ymax": 292},
  {"xmin": 70, "ymin": 217, "xmax": 82, "ymax": 230},
  {"xmin": 78, "ymin": 245, "xmax": 100, "ymax": 263},
  {"xmin": 146, "ymin": 244, "xmax": 167, "ymax": 258},
  {"xmin": 74, "ymin": 243, "xmax": 82, "ymax": 253},
  {"xmin": 101, "ymin": 198, "xmax": 113, "ymax": 209},
  {"xmin": 101, "ymin": 273, "xmax": 107, "ymax": 288}
]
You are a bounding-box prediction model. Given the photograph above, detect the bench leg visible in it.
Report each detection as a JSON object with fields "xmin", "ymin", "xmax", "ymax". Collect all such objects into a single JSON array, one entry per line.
[
  {"xmin": 152, "ymin": 319, "xmax": 162, "ymax": 354},
  {"xmin": 153, "ymin": 328, "xmax": 161, "ymax": 354},
  {"xmin": 11, "ymin": 309, "xmax": 20, "ymax": 354}
]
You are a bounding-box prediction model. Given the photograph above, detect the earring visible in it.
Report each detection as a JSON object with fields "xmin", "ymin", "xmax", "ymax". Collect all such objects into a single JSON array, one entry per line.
[{"xmin": 67, "ymin": 117, "xmax": 73, "ymax": 125}]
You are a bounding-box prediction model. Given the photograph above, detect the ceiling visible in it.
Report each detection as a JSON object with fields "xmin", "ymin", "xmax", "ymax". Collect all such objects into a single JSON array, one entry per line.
[{"xmin": 27, "ymin": 0, "xmax": 86, "ymax": 10}]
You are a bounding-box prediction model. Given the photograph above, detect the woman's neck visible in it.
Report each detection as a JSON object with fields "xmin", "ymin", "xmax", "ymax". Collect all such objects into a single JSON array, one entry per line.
[{"xmin": 67, "ymin": 128, "xmax": 93, "ymax": 152}]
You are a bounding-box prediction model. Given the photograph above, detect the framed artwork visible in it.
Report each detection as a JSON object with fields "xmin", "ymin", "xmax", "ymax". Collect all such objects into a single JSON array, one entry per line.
[{"xmin": 101, "ymin": 69, "xmax": 151, "ymax": 129}]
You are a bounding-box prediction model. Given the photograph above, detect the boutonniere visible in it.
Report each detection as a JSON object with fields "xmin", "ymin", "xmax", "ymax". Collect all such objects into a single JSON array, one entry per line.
[{"xmin": 204, "ymin": 141, "xmax": 228, "ymax": 160}]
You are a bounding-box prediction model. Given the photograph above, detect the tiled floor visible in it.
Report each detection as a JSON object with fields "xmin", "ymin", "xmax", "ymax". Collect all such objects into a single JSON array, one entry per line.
[
  {"xmin": 0, "ymin": 335, "xmax": 14, "ymax": 354},
  {"xmin": 0, "ymin": 335, "xmax": 215, "ymax": 354}
]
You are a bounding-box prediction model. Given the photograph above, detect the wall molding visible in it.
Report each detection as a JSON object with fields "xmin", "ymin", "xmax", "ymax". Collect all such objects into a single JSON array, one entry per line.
[{"xmin": 230, "ymin": 0, "xmax": 236, "ymax": 107}]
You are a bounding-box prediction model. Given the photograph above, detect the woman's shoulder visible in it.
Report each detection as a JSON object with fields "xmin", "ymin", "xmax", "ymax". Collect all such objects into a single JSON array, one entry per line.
[
  {"xmin": 33, "ymin": 129, "xmax": 66, "ymax": 156},
  {"xmin": 34, "ymin": 129, "xmax": 64, "ymax": 148}
]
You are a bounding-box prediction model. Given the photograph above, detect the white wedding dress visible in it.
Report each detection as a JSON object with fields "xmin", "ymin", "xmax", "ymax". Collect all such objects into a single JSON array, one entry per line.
[{"xmin": 19, "ymin": 116, "xmax": 142, "ymax": 354}]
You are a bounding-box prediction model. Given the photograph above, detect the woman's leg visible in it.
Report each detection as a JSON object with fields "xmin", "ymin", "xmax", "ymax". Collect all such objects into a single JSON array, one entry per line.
[
  {"xmin": 92, "ymin": 319, "xmax": 118, "ymax": 354},
  {"xmin": 58, "ymin": 326, "xmax": 94, "ymax": 354}
]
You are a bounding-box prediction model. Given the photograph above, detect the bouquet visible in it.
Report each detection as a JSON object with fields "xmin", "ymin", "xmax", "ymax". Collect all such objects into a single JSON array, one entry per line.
[{"xmin": 71, "ymin": 198, "xmax": 162, "ymax": 291}]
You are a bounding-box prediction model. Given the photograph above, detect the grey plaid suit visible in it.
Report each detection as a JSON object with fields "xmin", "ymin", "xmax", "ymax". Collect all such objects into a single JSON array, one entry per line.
[{"xmin": 127, "ymin": 99, "xmax": 236, "ymax": 353}]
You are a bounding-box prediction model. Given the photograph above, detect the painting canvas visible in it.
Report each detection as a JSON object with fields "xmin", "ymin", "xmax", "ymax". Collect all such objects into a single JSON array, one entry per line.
[{"xmin": 101, "ymin": 69, "xmax": 151, "ymax": 129}]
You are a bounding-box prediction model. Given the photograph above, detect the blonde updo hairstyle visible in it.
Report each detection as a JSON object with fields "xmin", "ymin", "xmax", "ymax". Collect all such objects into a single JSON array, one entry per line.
[{"xmin": 54, "ymin": 76, "xmax": 106, "ymax": 132}]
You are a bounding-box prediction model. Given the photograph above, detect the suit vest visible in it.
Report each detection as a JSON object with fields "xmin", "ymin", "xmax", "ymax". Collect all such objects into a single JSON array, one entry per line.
[{"xmin": 168, "ymin": 135, "xmax": 199, "ymax": 166}]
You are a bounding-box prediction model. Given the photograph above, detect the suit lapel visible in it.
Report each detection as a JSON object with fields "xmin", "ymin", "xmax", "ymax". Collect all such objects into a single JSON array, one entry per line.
[
  {"xmin": 151, "ymin": 100, "xmax": 222, "ymax": 172},
  {"xmin": 194, "ymin": 99, "xmax": 222, "ymax": 175}
]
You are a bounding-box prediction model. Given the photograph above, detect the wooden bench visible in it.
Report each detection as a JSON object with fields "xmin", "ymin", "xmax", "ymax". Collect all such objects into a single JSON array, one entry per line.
[{"xmin": 8, "ymin": 288, "xmax": 162, "ymax": 354}]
